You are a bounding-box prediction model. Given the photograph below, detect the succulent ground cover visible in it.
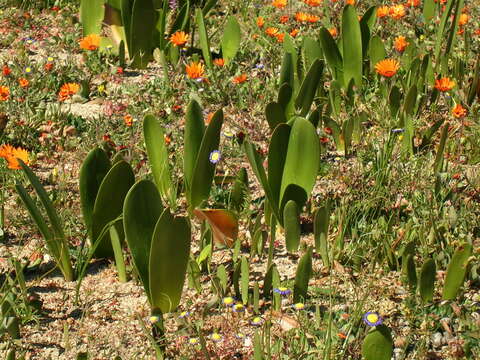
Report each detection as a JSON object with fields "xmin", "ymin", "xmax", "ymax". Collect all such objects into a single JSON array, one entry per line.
[{"xmin": 0, "ymin": 0, "xmax": 480, "ymax": 359}]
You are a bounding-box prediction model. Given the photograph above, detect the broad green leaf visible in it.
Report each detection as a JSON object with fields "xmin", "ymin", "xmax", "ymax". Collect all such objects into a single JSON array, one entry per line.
[
  {"xmin": 423, "ymin": 0, "xmax": 435, "ymax": 24},
  {"xmin": 303, "ymin": 37, "xmax": 322, "ymax": 70},
  {"xmin": 362, "ymin": 325, "xmax": 393, "ymax": 360},
  {"xmin": 268, "ymin": 123, "xmax": 291, "ymax": 212},
  {"xmin": 342, "ymin": 5, "xmax": 363, "ymax": 89},
  {"xmin": 369, "ymin": 35, "xmax": 386, "ymax": 73},
  {"xmin": 184, "ymin": 99, "xmax": 206, "ymax": 191},
  {"xmin": 80, "ymin": 0, "xmax": 105, "ymax": 35},
  {"xmin": 92, "ymin": 161, "xmax": 134, "ymax": 258},
  {"xmin": 189, "ymin": 109, "xmax": 223, "ymax": 211},
  {"xmin": 195, "ymin": 8, "xmax": 212, "ymax": 68},
  {"xmin": 130, "ymin": 0, "xmax": 157, "ymax": 68},
  {"xmin": 79, "ymin": 148, "xmax": 111, "ymax": 239},
  {"xmin": 293, "ymin": 247, "xmax": 312, "ymax": 302},
  {"xmin": 319, "ymin": 27, "xmax": 343, "ymax": 83},
  {"xmin": 295, "ymin": 59, "xmax": 324, "ymax": 116},
  {"xmin": 266, "ymin": 102, "xmax": 287, "ymax": 131},
  {"xmin": 279, "ymin": 52, "xmax": 294, "ymax": 89},
  {"xmin": 221, "ymin": 16, "xmax": 241, "ymax": 65},
  {"xmin": 150, "ymin": 209, "xmax": 191, "ymax": 313},
  {"xmin": 442, "ymin": 243, "xmax": 472, "ymax": 300},
  {"xmin": 419, "ymin": 258, "xmax": 436, "ymax": 302},
  {"xmin": 280, "ymin": 118, "xmax": 320, "ymax": 206},
  {"xmin": 284, "ymin": 200, "xmax": 300, "ymax": 253},
  {"xmin": 144, "ymin": 114, "xmax": 174, "ymax": 205},
  {"xmin": 124, "ymin": 180, "xmax": 163, "ymax": 301}
]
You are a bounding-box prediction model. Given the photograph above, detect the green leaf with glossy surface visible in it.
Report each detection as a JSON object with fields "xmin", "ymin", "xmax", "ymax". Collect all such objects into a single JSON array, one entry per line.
[
  {"xmin": 144, "ymin": 114, "xmax": 174, "ymax": 205},
  {"xmin": 221, "ymin": 16, "xmax": 241, "ymax": 65},
  {"xmin": 442, "ymin": 243, "xmax": 472, "ymax": 300},
  {"xmin": 189, "ymin": 109, "xmax": 223, "ymax": 210},
  {"xmin": 80, "ymin": 0, "xmax": 105, "ymax": 35},
  {"xmin": 362, "ymin": 325, "xmax": 393, "ymax": 360},
  {"xmin": 79, "ymin": 148, "xmax": 111, "ymax": 239},
  {"xmin": 268, "ymin": 123, "xmax": 291, "ymax": 212},
  {"xmin": 284, "ymin": 200, "xmax": 300, "ymax": 253},
  {"xmin": 130, "ymin": 0, "xmax": 157, "ymax": 68},
  {"xmin": 184, "ymin": 99, "xmax": 205, "ymax": 191},
  {"xmin": 319, "ymin": 28, "xmax": 343, "ymax": 83},
  {"xmin": 195, "ymin": 8, "xmax": 212, "ymax": 68},
  {"xmin": 295, "ymin": 59, "xmax": 323, "ymax": 116},
  {"xmin": 419, "ymin": 258, "xmax": 436, "ymax": 302},
  {"xmin": 293, "ymin": 247, "xmax": 312, "ymax": 302},
  {"xmin": 124, "ymin": 180, "xmax": 163, "ymax": 301},
  {"xmin": 91, "ymin": 161, "xmax": 134, "ymax": 258},
  {"xmin": 342, "ymin": 5, "xmax": 363, "ymax": 89}
]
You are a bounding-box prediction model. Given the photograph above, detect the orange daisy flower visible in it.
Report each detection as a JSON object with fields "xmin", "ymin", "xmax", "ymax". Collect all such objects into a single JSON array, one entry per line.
[
  {"xmin": 458, "ymin": 13, "xmax": 469, "ymax": 26},
  {"xmin": 389, "ymin": 5, "xmax": 406, "ymax": 19},
  {"xmin": 377, "ymin": 6, "xmax": 390, "ymax": 18},
  {"xmin": 0, "ymin": 144, "xmax": 29, "ymax": 170},
  {"xmin": 232, "ymin": 74, "xmax": 248, "ymax": 84},
  {"xmin": 2, "ymin": 65, "xmax": 11, "ymax": 76},
  {"xmin": 213, "ymin": 58, "xmax": 225, "ymax": 67},
  {"xmin": 394, "ymin": 36, "xmax": 409, "ymax": 52},
  {"xmin": 0, "ymin": 86, "xmax": 10, "ymax": 101},
  {"xmin": 328, "ymin": 27, "xmax": 338, "ymax": 37},
  {"xmin": 265, "ymin": 27, "xmax": 279, "ymax": 37},
  {"xmin": 306, "ymin": 14, "xmax": 320, "ymax": 23},
  {"xmin": 279, "ymin": 15, "xmax": 289, "ymax": 24},
  {"xmin": 276, "ymin": 33, "xmax": 285, "ymax": 42},
  {"xmin": 124, "ymin": 114, "xmax": 133, "ymax": 126},
  {"xmin": 170, "ymin": 31, "xmax": 189, "ymax": 47},
  {"xmin": 295, "ymin": 12, "xmax": 309, "ymax": 22},
  {"xmin": 290, "ymin": 28, "xmax": 300, "ymax": 37},
  {"xmin": 304, "ymin": 0, "xmax": 322, "ymax": 6},
  {"xmin": 452, "ymin": 104, "xmax": 467, "ymax": 118},
  {"xmin": 375, "ymin": 59, "xmax": 400, "ymax": 77},
  {"xmin": 257, "ymin": 16, "xmax": 265, "ymax": 28},
  {"xmin": 79, "ymin": 34, "xmax": 101, "ymax": 51},
  {"xmin": 19, "ymin": 78, "xmax": 29, "ymax": 88},
  {"xmin": 434, "ymin": 77, "xmax": 455, "ymax": 92},
  {"xmin": 58, "ymin": 83, "xmax": 80, "ymax": 102},
  {"xmin": 272, "ymin": 0, "xmax": 287, "ymax": 8},
  {"xmin": 405, "ymin": 0, "xmax": 420, "ymax": 7},
  {"xmin": 345, "ymin": 0, "xmax": 355, "ymax": 5},
  {"xmin": 185, "ymin": 61, "xmax": 205, "ymax": 80}
]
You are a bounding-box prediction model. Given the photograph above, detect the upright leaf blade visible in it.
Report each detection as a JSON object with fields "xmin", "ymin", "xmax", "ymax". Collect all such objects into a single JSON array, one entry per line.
[
  {"xmin": 184, "ymin": 100, "xmax": 206, "ymax": 191},
  {"xmin": 144, "ymin": 114, "xmax": 174, "ymax": 205},
  {"xmin": 124, "ymin": 180, "xmax": 163, "ymax": 300},
  {"xmin": 295, "ymin": 59, "xmax": 324, "ymax": 116},
  {"xmin": 80, "ymin": 0, "xmax": 105, "ymax": 35},
  {"xmin": 362, "ymin": 325, "xmax": 393, "ymax": 360},
  {"xmin": 189, "ymin": 110, "xmax": 223, "ymax": 210},
  {"xmin": 221, "ymin": 16, "xmax": 241, "ymax": 65},
  {"xmin": 342, "ymin": 5, "xmax": 363, "ymax": 90},
  {"xmin": 442, "ymin": 243, "xmax": 472, "ymax": 300},
  {"xmin": 293, "ymin": 247, "xmax": 313, "ymax": 302},
  {"xmin": 79, "ymin": 148, "xmax": 111, "ymax": 238},
  {"xmin": 91, "ymin": 161, "xmax": 135, "ymax": 258},
  {"xmin": 195, "ymin": 8, "xmax": 212, "ymax": 68},
  {"xmin": 150, "ymin": 209, "xmax": 191, "ymax": 313}
]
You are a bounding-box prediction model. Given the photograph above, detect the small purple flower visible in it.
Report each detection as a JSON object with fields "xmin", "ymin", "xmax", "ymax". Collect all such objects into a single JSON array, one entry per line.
[
  {"xmin": 250, "ymin": 316, "xmax": 264, "ymax": 326},
  {"xmin": 273, "ymin": 287, "xmax": 291, "ymax": 296},
  {"xmin": 209, "ymin": 150, "xmax": 221, "ymax": 164},
  {"xmin": 363, "ymin": 311, "xmax": 383, "ymax": 327},
  {"xmin": 391, "ymin": 128, "xmax": 405, "ymax": 133}
]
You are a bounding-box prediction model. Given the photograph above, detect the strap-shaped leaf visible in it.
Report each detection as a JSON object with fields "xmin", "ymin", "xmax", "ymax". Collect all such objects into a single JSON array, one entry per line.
[
  {"xmin": 184, "ymin": 100, "xmax": 205, "ymax": 191},
  {"xmin": 195, "ymin": 8, "xmax": 212, "ymax": 68},
  {"xmin": 221, "ymin": 16, "xmax": 241, "ymax": 65},
  {"xmin": 295, "ymin": 59, "xmax": 324, "ymax": 116},
  {"xmin": 124, "ymin": 180, "xmax": 163, "ymax": 301},
  {"xmin": 342, "ymin": 5, "xmax": 363, "ymax": 90},
  {"xmin": 150, "ymin": 209, "xmax": 191, "ymax": 313},
  {"xmin": 189, "ymin": 109, "xmax": 223, "ymax": 211}
]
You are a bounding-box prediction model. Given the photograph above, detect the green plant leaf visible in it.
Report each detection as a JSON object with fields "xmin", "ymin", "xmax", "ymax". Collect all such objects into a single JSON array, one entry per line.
[
  {"xmin": 268, "ymin": 123, "xmax": 291, "ymax": 213},
  {"xmin": 91, "ymin": 161, "xmax": 134, "ymax": 258},
  {"xmin": 362, "ymin": 325, "xmax": 393, "ymax": 360},
  {"xmin": 124, "ymin": 180, "xmax": 163, "ymax": 302},
  {"xmin": 143, "ymin": 114, "xmax": 174, "ymax": 205},
  {"xmin": 80, "ymin": 0, "xmax": 105, "ymax": 35},
  {"xmin": 369, "ymin": 35, "xmax": 386, "ymax": 73},
  {"xmin": 189, "ymin": 109, "xmax": 223, "ymax": 211},
  {"xmin": 221, "ymin": 16, "xmax": 241, "ymax": 65},
  {"xmin": 280, "ymin": 118, "xmax": 320, "ymax": 207},
  {"xmin": 195, "ymin": 8, "xmax": 212, "ymax": 68},
  {"xmin": 419, "ymin": 258, "xmax": 436, "ymax": 302},
  {"xmin": 284, "ymin": 200, "xmax": 300, "ymax": 253},
  {"xmin": 314, "ymin": 205, "xmax": 330, "ymax": 267},
  {"xmin": 240, "ymin": 256, "xmax": 249, "ymax": 304},
  {"xmin": 442, "ymin": 243, "xmax": 472, "ymax": 300},
  {"xmin": 293, "ymin": 247, "xmax": 312, "ymax": 302},
  {"xmin": 295, "ymin": 59, "xmax": 324, "ymax": 116},
  {"xmin": 79, "ymin": 148, "xmax": 112, "ymax": 239},
  {"xmin": 342, "ymin": 5, "xmax": 363, "ymax": 89},
  {"xmin": 266, "ymin": 102, "xmax": 287, "ymax": 132},
  {"xmin": 184, "ymin": 99, "xmax": 206, "ymax": 192},
  {"xmin": 319, "ymin": 27, "xmax": 343, "ymax": 83},
  {"xmin": 150, "ymin": 209, "xmax": 191, "ymax": 313},
  {"xmin": 130, "ymin": 0, "xmax": 157, "ymax": 68},
  {"xmin": 303, "ymin": 36, "xmax": 322, "ymax": 70}
]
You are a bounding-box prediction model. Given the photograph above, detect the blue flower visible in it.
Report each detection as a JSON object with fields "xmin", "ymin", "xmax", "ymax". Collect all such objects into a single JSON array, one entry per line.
[
  {"xmin": 363, "ymin": 311, "xmax": 383, "ymax": 327},
  {"xmin": 179, "ymin": 311, "xmax": 190, "ymax": 319},
  {"xmin": 232, "ymin": 303, "xmax": 245, "ymax": 312},
  {"xmin": 250, "ymin": 316, "xmax": 264, "ymax": 326},
  {"xmin": 273, "ymin": 287, "xmax": 291, "ymax": 296},
  {"xmin": 209, "ymin": 150, "xmax": 221, "ymax": 164}
]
